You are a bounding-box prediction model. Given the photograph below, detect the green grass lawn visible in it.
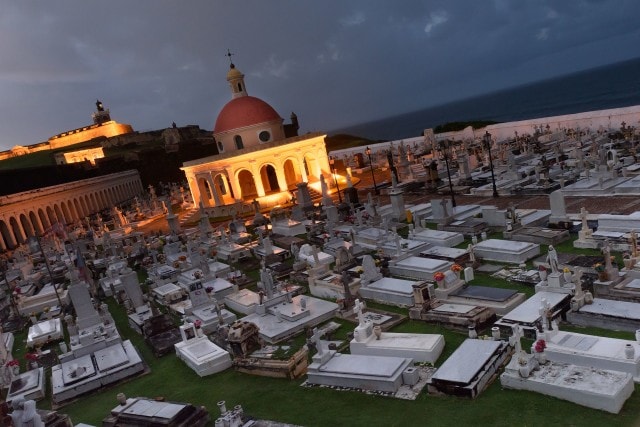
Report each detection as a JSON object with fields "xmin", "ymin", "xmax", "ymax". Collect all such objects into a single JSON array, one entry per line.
[
  {"xmin": 31, "ymin": 231, "xmax": 640, "ymax": 426},
  {"xmin": 52, "ymin": 294, "xmax": 640, "ymax": 427}
]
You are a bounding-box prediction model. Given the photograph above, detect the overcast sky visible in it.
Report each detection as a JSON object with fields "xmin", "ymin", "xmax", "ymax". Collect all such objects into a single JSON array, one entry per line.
[{"xmin": 1, "ymin": 0, "xmax": 639, "ymax": 150}]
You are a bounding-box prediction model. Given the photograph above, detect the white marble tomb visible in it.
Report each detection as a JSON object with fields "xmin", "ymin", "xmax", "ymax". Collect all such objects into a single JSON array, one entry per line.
[
  {"xmin": 389, "ymin": 257, "xmax": 453, "ymax": 281},
  {"xmin": 473, "ymin": 239, "xmax": 540, "ymax": 264}
]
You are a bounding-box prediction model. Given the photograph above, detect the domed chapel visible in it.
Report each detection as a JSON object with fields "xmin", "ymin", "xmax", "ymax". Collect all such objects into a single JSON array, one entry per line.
[{"xmin": 181, "ymin": 59, "xmax": 331, "ymax": 216}]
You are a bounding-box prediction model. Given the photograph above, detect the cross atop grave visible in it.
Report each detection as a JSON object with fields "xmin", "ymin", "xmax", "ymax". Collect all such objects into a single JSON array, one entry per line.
[
  {"xmin": 580, "ymin": 207, "xmax": 589, "ymax": 230},
  {"xmin": 310, "ymin": 327, "xmax": 326, "ymax": 356}
]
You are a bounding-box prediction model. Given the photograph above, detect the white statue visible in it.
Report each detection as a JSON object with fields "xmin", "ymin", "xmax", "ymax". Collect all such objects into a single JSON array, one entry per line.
[
  {"xmin": 467, "ymin": 243, "xmax": 476, "ymax": 263},
  {"xmin": 546, "ymin": 245, "xmax": 559, "ymax": 273}
]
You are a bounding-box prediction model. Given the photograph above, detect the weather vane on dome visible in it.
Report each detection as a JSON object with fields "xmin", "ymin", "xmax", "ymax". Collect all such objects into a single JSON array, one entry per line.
[{"xmin": 225, "ymin": 49, "xmax": 235, "ymax": 66}]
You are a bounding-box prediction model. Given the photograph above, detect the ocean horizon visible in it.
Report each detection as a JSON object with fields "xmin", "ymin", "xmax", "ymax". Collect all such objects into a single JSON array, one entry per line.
[{"xmin": 332, "ymin": 56, "xmax": 640, "ymax": 141}]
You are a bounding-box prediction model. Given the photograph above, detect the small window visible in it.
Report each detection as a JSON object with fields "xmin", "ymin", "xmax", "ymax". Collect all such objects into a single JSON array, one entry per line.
[
  {"xmin": 234, "ymin": 135, "xmax": 244, "ymax": 149},
  {"xmin": 237, "ymin": 83, "xmax": 243, "ymax": 92},
  {"xmin": 259, "ymin": 130, "xmax": 271, "ymax": 142},
  {"xmin": 217, "ymin": 141, "xmax": 224, "ymax": 152}
]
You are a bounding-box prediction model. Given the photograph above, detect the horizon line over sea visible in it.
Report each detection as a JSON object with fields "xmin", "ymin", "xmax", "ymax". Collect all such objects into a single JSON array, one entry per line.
[{"xmin": 331, "ymin": 56, "xmax": 640, "ymax": 141}]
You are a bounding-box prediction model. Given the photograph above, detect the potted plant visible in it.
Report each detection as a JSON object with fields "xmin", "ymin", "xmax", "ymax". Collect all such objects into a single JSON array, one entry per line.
[
  {"xmin": 562, "ymin": 267, "xmax": 572, "ymax": 283},
  {"xmin": 450, "ymin": 264, "xmax": 463, "ymax": 279},
  {"xmin": 593, "ymin": 263, "xmax": 607, "ymax": 281},
  {"xmin": 433, "ymin": 271, "xmax": 445, "ymax": 287},
  {"xmin": 533, "ymin": 339, "xmax": 547, "ymax": 364}
]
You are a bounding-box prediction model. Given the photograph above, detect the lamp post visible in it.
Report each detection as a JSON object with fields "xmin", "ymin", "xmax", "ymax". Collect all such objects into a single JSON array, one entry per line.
[
  {"xmin": 365, "ymin": 147, "xmax": 379, "ymax": 195},
  {"xmin": 438, "ymin": 140, "xmax": 456, "ymax": 207},
  {"xmin": 329, "ymin": 156, "xmax": 342, "ymax": 203},
  {"xmin": 483, "ymin": 131, "xmax": 499, "ymax": 198}
]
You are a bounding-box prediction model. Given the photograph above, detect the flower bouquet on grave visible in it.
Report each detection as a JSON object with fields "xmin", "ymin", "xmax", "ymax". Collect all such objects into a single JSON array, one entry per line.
[
  {"xmin": 6, "ymin": 359, "xmax": 19, "ymax": 376},
  {"xmin": 562, "ymin": 267, "xmax": 572, "ymax": 283},
  {"xmin": 451, "ymin": 264, "xmax": 463, "ymax": 279},
  {"xmin": 538, "ymin": 265, "xmax": 548, "ymax": 281},
  {"xmin": 533, "ymin": 339, "xmax": 547, "ymax": 364},
  {"xmin": 25, "ymin": 352, "xmax": 39, "ymax": 370},
  {"xmin": 433, "ymin": 271, "xmax": 445, "ymax": 284},
  {"xmin": 593, "ymin": 263, "xmax": 608, "ymax": 281}
]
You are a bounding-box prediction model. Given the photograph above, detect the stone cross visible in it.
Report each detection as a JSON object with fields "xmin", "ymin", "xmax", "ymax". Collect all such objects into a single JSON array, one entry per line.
[
  {"xmin": 310, "ymin": 327, "xmax": 325, "ymax": 356},
  {"xmin": 574, "ymin": 269, "xmax": 584, "ymax": 299},
  {"xmin": 580, "ymin": 207, "xmax": 589, "ymax": 231},
  {"xmin": 353, "ymin": 298, "xmax": 366, "ymax": 327}
]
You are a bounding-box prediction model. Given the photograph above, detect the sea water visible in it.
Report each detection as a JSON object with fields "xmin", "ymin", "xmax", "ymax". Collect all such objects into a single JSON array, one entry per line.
[{"xmin": 334, "ymin": 57, "xmax": 640, "ymax": 140}]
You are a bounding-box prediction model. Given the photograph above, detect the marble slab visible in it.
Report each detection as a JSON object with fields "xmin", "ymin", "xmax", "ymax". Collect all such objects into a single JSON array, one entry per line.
[
  {"xmin": 501, "ymin": 362, "xmax": 634, "ymax": 413},
  {"xmin": 359, "ymin": 277, "xmax": 421, "ymax": 307},
  {"xmin": 411, "ymin": 229, "xmax": 464, "ymax": 247},
  {"xmin": 431, "ymin": 339, "xmax": 502, "ymax": 384},
  {"xmin": 350, "ymin": 332, "xmax": 445, "ymax": 364},
  {"xmin": 390, "ymin": 257, "xmax": 452, "ymax": 280},
  {"xmin": 500, "ymin": 291, "xmax": 569, "ymax": 325},
  {"xmin": 306, "ymin": 352, "xmax": 412, "ymax": 393},
  {"xmin": 473, "ymin": 239, "xmax": 540, "ymax": 264},
  {"xmin": 545, "ymin": 330, "xmax": 640, "ymax": 382},
  {"xmin": 27, "ymin": 318, "xmax": 63, "ymax": 348}
]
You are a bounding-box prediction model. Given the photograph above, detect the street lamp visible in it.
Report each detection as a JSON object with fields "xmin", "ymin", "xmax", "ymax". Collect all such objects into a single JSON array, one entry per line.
[
  {"xmin": 438, "ymin": 140, "xmax": 456, "ymax": 207},
  {"xmin": 365, "ymin": 147, "xmax": 379, "ymax": 195},
  {"xmin": 483, "ymin": 131, "xmax": 499, "ymax": 198},
  {"xmin": 329, "ymin": 156, "xmax": 342, "ymax": 203}
]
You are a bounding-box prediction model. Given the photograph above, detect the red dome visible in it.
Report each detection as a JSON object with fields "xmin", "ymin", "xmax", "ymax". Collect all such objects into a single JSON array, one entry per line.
[{"xmin": 214, "ymin": 96, "xmax": 282, "ymax": 134}]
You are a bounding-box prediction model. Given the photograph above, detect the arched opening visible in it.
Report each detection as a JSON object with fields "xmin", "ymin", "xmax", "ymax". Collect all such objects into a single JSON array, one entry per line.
[
  {"xmin": 0, "ymin": 220, "xmax": 16, "ymax": 249},
  {"xmin": 260, "ymin": 164, "xmax": 280, "ymax": 194},
  {"xmin": 197, "ymin": 177, "xmax": 213, "ymax": 207},
  {"xmin": 234, "ymin": 135, "xmax": 244, "ymax": 150},
  {"xmin": 29, "ymin": 211, "xmax": 42, "ymax": 236},
  {"xmin": 213, "ymin": 174, "xmax": 234, "ymax": 204},
  {"xmin": 237, "ymin": 170, "xmax": 258, "ymax": 200},
  {"xmin": 283, "ymin": 159, "xmax": 301, "ymax": 190},
  {"xmin": 74, "ymin": 199, "xmax": 82, "ymax": 218},
  {"xmin": 46, "ymin": 206, "xmax": 57, "ymax": 225},
  {"xmin": 304, "ymin": 154, "xmax": 319, "ymax": 181},
  {"xmin": 81, "ymin": 196, "xmax": 88, "ymax": 215},
  {"xmin": 54, "ymin": 204, "xmax": 64, "ymax": 224},
  {"xmin": 61, "ymin": 202, "xmax": 72, "ymax": 223},
  {"xmin": 20, "ymin": 214, "xmax": 34, "ymax": 238},
  {"xmin": 9, "ymin": 217, "xmax": 25, "ymax": 245},
  {"xmin": 38, "ymin": 209, "xmax": 49, "ymax": 230}
]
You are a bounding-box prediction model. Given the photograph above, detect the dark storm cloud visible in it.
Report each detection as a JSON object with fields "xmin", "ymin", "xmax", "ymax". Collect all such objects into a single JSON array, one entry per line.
[{"xmin": 0, "ymin": 0, "xmax": 639, "ymax": 149}]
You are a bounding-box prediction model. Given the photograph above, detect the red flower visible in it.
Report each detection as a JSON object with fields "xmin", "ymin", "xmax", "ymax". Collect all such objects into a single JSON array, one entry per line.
[
  {"xmin": 534, "ymin": 339, "xmax": 546, "ymax": 353},
  {"xmin": 6, "ymin": 360, "xmax": 19, "ymax": 367},
  {"xmin": 25, "ymin": 353, "xmax": 39, "ymax": 362},
  {"xmin": 433, "ymin": 272, "xmax": 445, "ymax": 282}
]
